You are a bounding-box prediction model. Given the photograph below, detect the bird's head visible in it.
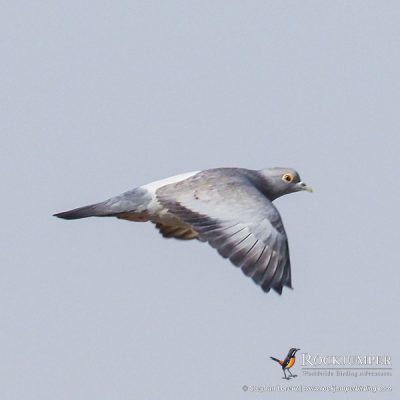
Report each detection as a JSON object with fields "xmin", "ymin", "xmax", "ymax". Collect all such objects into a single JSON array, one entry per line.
[
  {"xmin": 258, "ymin": 168, "xmax": 313, "ymax": 200},
  {"xmin": 289, "ymin": 348, "xmax": 301, "ymax": 357}
]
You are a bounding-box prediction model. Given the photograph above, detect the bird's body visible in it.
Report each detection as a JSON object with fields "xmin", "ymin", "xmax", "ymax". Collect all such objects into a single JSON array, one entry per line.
[
  {"xmin": 270, "ymin": 348, "xmax": 300, "ymax": 379},
  {"xmin": 54, "ymin": 167, "xmax": 312, "ymax": 294}
]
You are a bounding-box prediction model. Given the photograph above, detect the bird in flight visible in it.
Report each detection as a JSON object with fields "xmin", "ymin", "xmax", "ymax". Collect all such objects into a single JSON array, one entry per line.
[
  {"xmin": 270, "ymin": 348, "xmax": 300, "ymax": 379},
  {"xmin": 54, "ymin": 167, "xmax": 312, "ymax": 294}
]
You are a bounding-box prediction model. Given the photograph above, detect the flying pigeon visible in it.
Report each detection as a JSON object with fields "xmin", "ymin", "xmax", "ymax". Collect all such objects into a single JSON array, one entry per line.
[{"xmin": 54, "ymin": 167, "xmax": 312, "ymax": 294}]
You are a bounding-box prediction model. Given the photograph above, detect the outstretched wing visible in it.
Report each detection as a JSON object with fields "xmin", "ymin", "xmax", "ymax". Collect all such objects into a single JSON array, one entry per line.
[{"xmin": 156, "ymin": 170, "xmax": 292, "ymax": 294}]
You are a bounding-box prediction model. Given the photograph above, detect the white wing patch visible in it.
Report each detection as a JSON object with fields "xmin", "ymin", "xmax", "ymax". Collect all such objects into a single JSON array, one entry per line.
[
  {"xmin": 141, "ymin": 171, "xmax": 200, "ymax": 194},
  {"xmin": 140, "ymin": 171, "xmax": 200, "ymax": 215}
]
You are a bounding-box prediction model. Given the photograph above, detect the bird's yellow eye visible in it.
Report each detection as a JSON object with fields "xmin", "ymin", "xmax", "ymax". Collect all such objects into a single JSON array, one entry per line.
[{"xmin": 282, "ymin": 173, "xmax": 293, "ymax": 183}]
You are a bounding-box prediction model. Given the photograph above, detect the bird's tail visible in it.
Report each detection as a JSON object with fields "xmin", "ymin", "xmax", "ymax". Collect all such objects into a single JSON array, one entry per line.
[
  {"xmin": 270, "ymin": 357, "xmax": 281, "ymax": 363},
  {"xmin": 53, "ymin": 187, "xmax": 152, "ymax": 220},
  {"xmin": 53, "ymin": 202, "xmax": 113, "ymax": 220}
]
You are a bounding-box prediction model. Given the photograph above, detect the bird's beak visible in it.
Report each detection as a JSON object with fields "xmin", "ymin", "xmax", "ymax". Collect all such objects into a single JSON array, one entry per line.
[{"xmin": 297, "ymin": 182, "xmax": 313, "ymax": 192}]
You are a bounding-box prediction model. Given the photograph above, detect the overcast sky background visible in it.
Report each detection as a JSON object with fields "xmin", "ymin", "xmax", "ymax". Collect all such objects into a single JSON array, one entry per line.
[{"xmin": 1, "ymin": 1, "xmax": 399, "ymax": 399}]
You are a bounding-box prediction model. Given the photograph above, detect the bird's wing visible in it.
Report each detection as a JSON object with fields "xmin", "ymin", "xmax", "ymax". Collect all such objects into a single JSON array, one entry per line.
[{"xmin": 156, "ymin": 170, "xmax": 292, "ymax": 293}]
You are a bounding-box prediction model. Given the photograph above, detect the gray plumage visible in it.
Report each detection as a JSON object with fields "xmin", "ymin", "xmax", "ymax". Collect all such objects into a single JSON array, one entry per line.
[{"xmin": 54, "ymin": 167, "xmax": 312, "ymax": 294}]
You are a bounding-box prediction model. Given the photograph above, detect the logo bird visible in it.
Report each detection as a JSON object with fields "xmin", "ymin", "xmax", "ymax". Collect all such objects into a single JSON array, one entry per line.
[{"xmin": 270, "ymin": 348, "xmax": 300, "ymax": 379}]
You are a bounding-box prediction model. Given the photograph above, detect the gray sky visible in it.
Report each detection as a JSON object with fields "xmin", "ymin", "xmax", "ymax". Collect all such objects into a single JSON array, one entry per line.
[{"xmin": 1, "ymin": 1, "xmax": 398, "ymax": 399}]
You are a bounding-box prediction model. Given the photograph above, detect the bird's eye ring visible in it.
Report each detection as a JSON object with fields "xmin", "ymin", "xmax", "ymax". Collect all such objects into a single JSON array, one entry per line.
[{"xmin": 282, "ymin": 173, "xmax": 293, "ymax": 183}]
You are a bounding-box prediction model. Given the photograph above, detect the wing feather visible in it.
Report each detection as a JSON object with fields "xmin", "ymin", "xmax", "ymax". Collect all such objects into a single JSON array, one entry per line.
[{"xmin": 156, "ymin": 169, "xmax": 292, "ymax": 294}]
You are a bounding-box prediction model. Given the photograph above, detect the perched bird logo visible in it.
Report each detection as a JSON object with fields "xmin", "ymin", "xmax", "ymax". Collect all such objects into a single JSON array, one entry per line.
[
  {"xmin": 54, "ymin": 167, "xmax": 312, "ymax": 294},
  {"xmin": 270, "ymin": 348, "xmax": 300, "ymax": 379}
]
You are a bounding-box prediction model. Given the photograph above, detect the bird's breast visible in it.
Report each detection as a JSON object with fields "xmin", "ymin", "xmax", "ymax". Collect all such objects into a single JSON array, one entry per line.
[{"xmin": 286, "ymin": 357, "xmax": 295, "ymax": 369}]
